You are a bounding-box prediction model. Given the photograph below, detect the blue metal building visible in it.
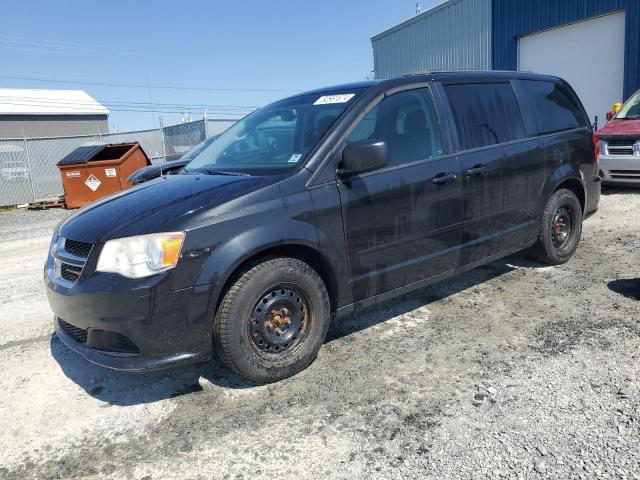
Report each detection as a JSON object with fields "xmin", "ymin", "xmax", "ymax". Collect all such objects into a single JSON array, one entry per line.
[
  {"xmin": 372, "ymin": 0, "xmax": 640, "ymax": 124},
  {"xmin": 492, "ymin": 0, "xmax": 639, "ymax": 99}
]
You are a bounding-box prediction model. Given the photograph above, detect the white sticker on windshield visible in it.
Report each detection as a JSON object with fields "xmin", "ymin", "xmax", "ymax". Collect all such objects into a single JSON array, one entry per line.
[
  {"xmin": 288, "ymin": 154, "xmax": 302, "ymax": 163},
  {"xmin": 313, "ymin": 94, "xmax": 355, "ymax": 105}
]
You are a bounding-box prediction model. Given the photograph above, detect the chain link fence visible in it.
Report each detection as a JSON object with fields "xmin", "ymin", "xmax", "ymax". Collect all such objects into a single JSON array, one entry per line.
[{"xmin": 0, "ymin": 118, "xmax": 237, "ymax": 206}]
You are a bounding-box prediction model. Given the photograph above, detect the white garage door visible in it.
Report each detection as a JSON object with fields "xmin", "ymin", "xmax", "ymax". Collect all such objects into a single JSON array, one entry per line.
[{"xmin": 518, "ymin": 12, "xmax": 626, "ymax": 128}]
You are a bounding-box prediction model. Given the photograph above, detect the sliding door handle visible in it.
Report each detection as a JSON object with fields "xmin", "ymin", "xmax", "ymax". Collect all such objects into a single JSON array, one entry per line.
[
  {"xmin": 432, "ymin": 172, "xmax": 457, "ymax": 185},
  {"xmin": 464, "ymin": 164, "xmax": 487, "ymax": 177}
]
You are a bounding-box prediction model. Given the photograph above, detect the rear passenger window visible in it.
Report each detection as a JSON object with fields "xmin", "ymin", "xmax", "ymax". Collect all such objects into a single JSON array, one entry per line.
[
  {"xmin": 521, "ymin": 80, "xmax": 589, "ymax": 135},
  {"xmin": 444, "ymin": 83, "xmax": 526, "ymax": 150},
  {"xmin": 347, "ymin": 88, "xmax": 443, "ymax": 167}
]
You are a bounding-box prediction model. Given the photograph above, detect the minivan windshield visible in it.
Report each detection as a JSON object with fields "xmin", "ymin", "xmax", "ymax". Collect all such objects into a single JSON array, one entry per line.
[
  {"xmin": 185, "ymin": 89, "xmax": 365, "ymax": 175},
  {"xmin": 617, "ymin": 90, "xmax": 640, "ymax": 119}
]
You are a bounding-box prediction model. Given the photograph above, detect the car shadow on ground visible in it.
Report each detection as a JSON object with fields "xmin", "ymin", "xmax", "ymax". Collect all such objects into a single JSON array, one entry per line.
[
  {"xmin": 51, "ymin": 257, "xmax": 532, "ymax": 406},
  {"xmin": 50, "ymin": 335, "xmax": 255, "ymax": 407},
  {"xmin": 608, "ymin": 278, "xmax": 640, "ymax": 301}
]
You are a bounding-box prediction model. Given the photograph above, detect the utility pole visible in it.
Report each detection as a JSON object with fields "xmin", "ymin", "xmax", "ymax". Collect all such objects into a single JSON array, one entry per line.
[
  {"xmin": 147, "ymin": 74, "xmax": 156, "ymax": 129},
  {"xmin": 22, "ymin": 131, "xmax": 36, "ymax": 202},
  {"xmin": 159, "ymin": 116, "xmax": 167, "ymax": 163}
]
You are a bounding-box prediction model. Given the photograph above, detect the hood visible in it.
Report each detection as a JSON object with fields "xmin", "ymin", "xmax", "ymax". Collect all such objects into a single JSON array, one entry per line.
[
  {"xmin": 60, "ymin": 173, "xmax": 278, "ymax": 243},
  {"xmin": 597, "ymin": 118, "xmax": 640, "ymax": 138}
]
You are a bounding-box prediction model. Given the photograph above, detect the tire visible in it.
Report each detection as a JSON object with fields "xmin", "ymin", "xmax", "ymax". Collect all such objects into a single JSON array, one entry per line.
[
  {"xmin": 529, "ymin": 188, "xmax": 583, "ymax": 265},
  {"xmin": 213, "ymin": 257, "xmax": 331, "ymax": 383}
]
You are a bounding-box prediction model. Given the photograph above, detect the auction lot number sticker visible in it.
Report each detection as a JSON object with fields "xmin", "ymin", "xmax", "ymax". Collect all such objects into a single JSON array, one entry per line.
[{"xmin": 313, "ymin": 94, "xmax": 355, "ymax": 105}]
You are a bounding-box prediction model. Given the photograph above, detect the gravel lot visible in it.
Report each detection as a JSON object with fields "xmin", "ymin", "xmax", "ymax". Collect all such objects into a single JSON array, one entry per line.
[{"xmin": 0, "ymin": 188, "xmax": 639, "ymax": 480}]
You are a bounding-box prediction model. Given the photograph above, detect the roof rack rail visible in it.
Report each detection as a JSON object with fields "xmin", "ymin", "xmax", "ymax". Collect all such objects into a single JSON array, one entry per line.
[{"xmin": 402, "ymin": 68, "xmax": 538, "ymax": 77}]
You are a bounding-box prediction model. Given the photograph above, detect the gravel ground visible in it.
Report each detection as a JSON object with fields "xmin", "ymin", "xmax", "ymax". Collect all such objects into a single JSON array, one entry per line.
[{"xmin": 0, "ymin": 189, "xmax": 639, "ymax": 480}]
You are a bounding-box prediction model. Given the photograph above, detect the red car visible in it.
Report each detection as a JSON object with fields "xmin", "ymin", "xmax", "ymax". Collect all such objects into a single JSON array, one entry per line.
[{"xmin": 597, "ymin": 89, "xmax": 640, "ymax": 185}]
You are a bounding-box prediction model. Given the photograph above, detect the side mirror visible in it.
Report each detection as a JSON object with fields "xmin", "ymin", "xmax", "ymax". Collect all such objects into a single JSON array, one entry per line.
[
  {"xmin": 606, "ymin": 111, "xmax": 614, "ymax": 121},
  {"xmin": 337, "ymin": 139, "xmax": 389, "ymax": 177}
]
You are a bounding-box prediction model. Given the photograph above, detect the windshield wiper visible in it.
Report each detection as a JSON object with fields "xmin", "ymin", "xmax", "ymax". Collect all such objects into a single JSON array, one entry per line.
[
  {"xmin": 203, "ymin": 169, "xmax": 250, "ymax": 176},
  {"xmin": 619, "ymin": 116, "xmax": 640, "ymax": 120}
]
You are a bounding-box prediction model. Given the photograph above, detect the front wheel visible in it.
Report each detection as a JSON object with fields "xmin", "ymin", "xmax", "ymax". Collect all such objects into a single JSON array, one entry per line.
[
  {"xmin": 529, "ymin": 188, "xmax": 583, "ymax": 265},
  {"xmin": 213, "ymin": 257, "xmax": 331, "ymax": 383}
]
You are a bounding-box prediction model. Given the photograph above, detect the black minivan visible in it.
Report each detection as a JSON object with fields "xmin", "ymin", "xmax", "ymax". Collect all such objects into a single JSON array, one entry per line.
[{"xmin": 45, "ymin": 71, "xmax": 601, "ymax": 382}]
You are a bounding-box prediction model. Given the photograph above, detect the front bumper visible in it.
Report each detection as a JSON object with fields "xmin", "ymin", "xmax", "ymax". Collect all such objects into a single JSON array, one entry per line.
[
  {"xmin": 599, "ymin": 154, "xmax": 640, "ymax": 184},
  {"xmin": 45, "ymin": 256, "xmax": 215, "ymax": 372},
  {"xmin": 53, "ymin": 317, "xmax": 205, "ymax": 371}
]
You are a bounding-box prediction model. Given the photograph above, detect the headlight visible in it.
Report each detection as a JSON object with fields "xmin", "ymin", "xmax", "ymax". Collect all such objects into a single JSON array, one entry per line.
[
  {"xmin": 49, "ymin": 234, "xmax": 60, "ymax": 257},
  {"xmin": 599, "ymin": 140, "xmax": 607, "ymax": 155},
  {"xmin": 96, "ymin": 232, "xmax": 185, "ymax": 279}
]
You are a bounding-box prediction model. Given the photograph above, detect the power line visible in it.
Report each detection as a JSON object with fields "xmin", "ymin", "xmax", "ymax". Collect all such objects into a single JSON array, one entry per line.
[
  {"xmin": 0, "ymin": 34, "xmax": 95, "ymax": 48},
  {"xmin": 0, "ymin": 74, "xmax": 300, "ymax": 93},
  {"xmin": 0, "ymin": 44, "xmax": 100, "ymax": 58},
  {"xmin": 0, "ymin": 39, "xmax": 95, "ymax": 51},
  {"xmin": 0, "ymin": 34, "xmax": 135, "ymax": 56},
  {"xmin": 0, "ymin": 99, "xmax": 256, "ymax": 114},
  {"xmin": 0, "ymin": 100, "xmax": 249, "ymax": 116},
  {"xmin": 0, "ymin": 94, "xmax": 259, "ymax": 110}
]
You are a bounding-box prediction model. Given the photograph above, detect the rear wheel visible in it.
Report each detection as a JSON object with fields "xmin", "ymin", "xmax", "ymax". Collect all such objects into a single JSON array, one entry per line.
[
  {"xmin": 529, "ymin": 188, "xmax": 583, "ymax": 265},
  {"xmin": 213, "ymin": 257, "xmax": 331, "ymax": 383}
]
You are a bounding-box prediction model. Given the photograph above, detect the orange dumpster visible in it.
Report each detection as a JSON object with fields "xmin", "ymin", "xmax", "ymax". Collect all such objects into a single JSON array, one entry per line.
[{"xmin": 57, "ymin": 143, "xmax": 150, "ymax": 209}]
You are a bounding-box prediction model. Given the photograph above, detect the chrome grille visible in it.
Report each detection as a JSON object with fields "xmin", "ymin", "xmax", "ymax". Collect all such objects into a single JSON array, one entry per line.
[
  {"xmin": 605, "ymin": 139, "xmax": 640, "ymax": 156},
  {"xmin": 609, "ymin": 170, "xmax": 640, "ymax": 180}
]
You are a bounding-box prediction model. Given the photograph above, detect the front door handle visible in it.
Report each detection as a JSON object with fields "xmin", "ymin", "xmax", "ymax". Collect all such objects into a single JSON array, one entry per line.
[
  {"xmin": 464, "ymin": 164, "xmax": 487, "ymax": 177},
  {"xmin": 432, "ymin": 172, "xmax": 457, "ymax": 185}
]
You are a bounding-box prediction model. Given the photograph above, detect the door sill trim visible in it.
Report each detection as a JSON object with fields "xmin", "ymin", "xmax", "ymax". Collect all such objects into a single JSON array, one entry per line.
[{"xmin": 335, "ymin": 240, "xmax": 536, "ymax": 319}]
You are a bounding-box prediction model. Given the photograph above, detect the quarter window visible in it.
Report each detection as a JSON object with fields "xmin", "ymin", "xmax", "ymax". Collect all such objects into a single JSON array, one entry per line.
[
  {"xmin": 346, "ymin": 88, "xmax": 443, "ymax": 167},
  {"xmin": 444, "ymin": 83, "xmax": 526, "ymax": 150},
  {"xmin": 521, "ymin": 80, "xmax": 589, "ymax": 134}
]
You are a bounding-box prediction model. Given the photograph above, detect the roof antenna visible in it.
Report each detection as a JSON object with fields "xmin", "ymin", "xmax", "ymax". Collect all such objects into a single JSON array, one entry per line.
[{"xmin": 416, "ymin": 3, "xmax": 422, "ymax": 14}]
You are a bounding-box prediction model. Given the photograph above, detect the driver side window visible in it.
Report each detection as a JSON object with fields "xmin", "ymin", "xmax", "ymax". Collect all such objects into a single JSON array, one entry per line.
[{"xmin": 347, "ymin": 88, "xmax": 443, "ymax": 167}]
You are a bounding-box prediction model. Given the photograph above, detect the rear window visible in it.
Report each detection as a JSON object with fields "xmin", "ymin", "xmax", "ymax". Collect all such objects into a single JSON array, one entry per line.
[
  {"xmin": 444, "ymin": 83, "xmax": 526, "ymax": 150},
  {"xmin": 521, "ymin": 80, "xmax": 589, "ymax": 135}
]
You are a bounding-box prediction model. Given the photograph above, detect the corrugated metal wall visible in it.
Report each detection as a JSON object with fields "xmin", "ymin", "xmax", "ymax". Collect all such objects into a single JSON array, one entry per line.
[
  {"xmin": 0, "ymin": 115, "xmax": 109, "ymax": 139},
  {"xmin": 371, "ymin": 0, "xmax": 492, "ymax": 79},
  {"xmin": 492, "ymin": 0, "xmax": 640, "ymax": 99}
]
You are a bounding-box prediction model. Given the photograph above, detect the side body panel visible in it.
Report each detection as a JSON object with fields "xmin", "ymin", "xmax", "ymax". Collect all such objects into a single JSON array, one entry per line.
[
  {"xmin": 538, "ymin": 128, "xmax": 596, "ymax": 211},
  {"xmin": 336, "ymin": 155, "xmax": 463, "ymax": 302},
  {"xmin": 434, "ymin": 80, "xmax": 546, "ymax": 264},
  {"xmin": 499, "ymin": 138, "xmax": 546, "ymax": 245},
  {"xmin": 307, "ymin": 182, "xmax": 353, "ymax": 307}
]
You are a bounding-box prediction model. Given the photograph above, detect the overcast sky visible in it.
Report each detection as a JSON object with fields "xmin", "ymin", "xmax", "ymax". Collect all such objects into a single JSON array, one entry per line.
[{"xmin": 0, "ymin": 1, "xmax": 441, "ymax": 131}]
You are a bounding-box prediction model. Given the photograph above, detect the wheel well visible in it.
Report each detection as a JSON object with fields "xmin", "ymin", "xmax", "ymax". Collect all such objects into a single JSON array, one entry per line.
[
  {"xmin": 216, "ymin": 244, "xmax": 338, "ymax": 319},
  {"xmin": 556, "ymin": 178, "xmax": 585, "ymax": 213}
]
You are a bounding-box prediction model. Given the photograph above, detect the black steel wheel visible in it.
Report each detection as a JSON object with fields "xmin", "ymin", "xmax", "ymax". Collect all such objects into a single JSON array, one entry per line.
[
  {"xmin": 551, "ymin": 206, "xmax": 574, "ymax": 249},
  {"xmin": 249, "ymin": 286, "xmax": 310, "ymax": 355},
  {"xmin": 213, "ymin": 257, "xmax": 331, "ymax": 383},
  {"xmin": 529, "ymin": 188, "xmax": 582, "ymax": 265}
]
